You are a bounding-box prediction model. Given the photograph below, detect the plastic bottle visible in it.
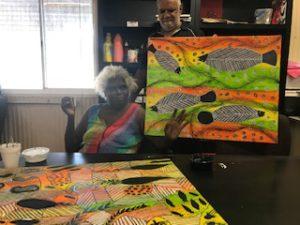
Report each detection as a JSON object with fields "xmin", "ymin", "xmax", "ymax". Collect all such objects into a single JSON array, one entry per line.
[
  {"xmin": 139, "ymin": 44, "xmax": 145, "ymax": 63},
  {"xmin": 103, "ymin": 33, "xmax": 113, "ymax": 62},
  {"xmin": 113, "ymin": 34, "xmax": 124, "ymax": 62},
  {"xmin": 124, "ymin": 41, "xmax": 129, "ymax": 63}
]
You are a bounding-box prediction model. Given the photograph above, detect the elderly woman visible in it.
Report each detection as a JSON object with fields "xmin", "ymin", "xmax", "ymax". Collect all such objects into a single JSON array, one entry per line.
[{"xmin": 61, "ymin": 65, "xmax": 186, "ymax": 153}]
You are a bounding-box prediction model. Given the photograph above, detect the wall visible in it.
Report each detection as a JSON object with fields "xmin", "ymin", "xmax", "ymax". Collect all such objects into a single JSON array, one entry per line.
[
  {"xmin": 290, "ymin": 118, "xmax": 300, "ymax": 156},
  {"xmin": 288, "ymin": 0, "xmax": 300, "ymax": 156},
  {"xmin": 1, "ymin": 94, "xmax": 97, "ymax": 152},
  {"xmin": 289, "ymin": 0, "xmax": 300, "ymax": 61}
]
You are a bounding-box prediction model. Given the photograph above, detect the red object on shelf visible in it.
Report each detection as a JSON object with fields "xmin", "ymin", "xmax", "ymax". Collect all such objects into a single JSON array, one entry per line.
[
  {"xmin": 288, "ymin": 61, "xmax": 300, "ymax": 79},
  {"xmin": 200, "ymin": 0, "xmax": 223, "ymax": 19},
  {"xmin": 271, "ymin": 0, "xmax": 287, "ymax": 24},
  {"xmin": 113, "ymin": 34, "xmax": 124, "ymax": 63}
]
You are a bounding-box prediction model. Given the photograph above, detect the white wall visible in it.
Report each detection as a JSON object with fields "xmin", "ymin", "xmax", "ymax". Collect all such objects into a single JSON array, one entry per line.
[
  {"xmin": 2, "ymin": 93, "xmax": 97, "ymax": 152},
  {"xmin": 288, "ymin": 0, "xmax": 300, "ymax": 156},
  {"xmin": 289, "ymin": 0, "xmax": 300, "ymax": 61}
]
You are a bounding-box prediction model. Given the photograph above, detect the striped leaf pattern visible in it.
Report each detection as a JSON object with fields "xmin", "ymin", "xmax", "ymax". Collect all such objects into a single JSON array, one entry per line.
[{"xmin": 0, "ymin": 159, "xmax": 227, "ymax": 225}]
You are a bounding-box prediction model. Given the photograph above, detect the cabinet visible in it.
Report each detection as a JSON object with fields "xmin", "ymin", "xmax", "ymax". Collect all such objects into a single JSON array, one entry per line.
[
  {"xmin": 97, "ymin": 0, "xmax": 293, "ymax": 112},
  {"xmin": 97, "ymin": 0, "xmax": 194, "ymax": 74}
]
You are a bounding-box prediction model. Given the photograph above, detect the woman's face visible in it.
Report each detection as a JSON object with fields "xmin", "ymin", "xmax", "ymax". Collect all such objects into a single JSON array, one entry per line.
[{"xmin": 104, "ymin": 77, "xmax": 129, "ymax": 110}]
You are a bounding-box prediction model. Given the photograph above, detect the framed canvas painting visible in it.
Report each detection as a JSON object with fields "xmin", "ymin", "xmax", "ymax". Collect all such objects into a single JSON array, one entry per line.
[{"xmin": 145, "ymin": 35, "xmax": 281, "ymax": 143}]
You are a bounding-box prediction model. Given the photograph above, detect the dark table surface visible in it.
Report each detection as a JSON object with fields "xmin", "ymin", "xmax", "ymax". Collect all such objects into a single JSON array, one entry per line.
[{"xmin": 1, "ymin": 153, "xmax": 300, "ymax": 225}]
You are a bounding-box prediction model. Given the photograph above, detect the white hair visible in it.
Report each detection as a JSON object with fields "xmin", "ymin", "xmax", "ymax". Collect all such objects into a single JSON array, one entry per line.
[
  {"xmin": 95, "ymin": 65, "xmax": 138, "ymax": 99},
  {"xmin": 156, "ymin": 0, "xmax": 182, "ymax": 7}
]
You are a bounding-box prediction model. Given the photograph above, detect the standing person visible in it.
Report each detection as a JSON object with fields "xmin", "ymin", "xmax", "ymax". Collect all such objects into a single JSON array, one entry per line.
[
  {"xmin": 134, "ymin": 0, "xmax": 212, "ymax": 154},
  {"xmin": 135, "ymin": 0, "xmax": 204, "ymax": 94},
  {"xmin": 154, "ymin": 0, "xmax": 204, "ymax": 37}
]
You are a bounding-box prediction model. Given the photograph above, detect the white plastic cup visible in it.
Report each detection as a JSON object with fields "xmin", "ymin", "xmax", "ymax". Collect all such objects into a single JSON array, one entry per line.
[{"xmin": 0, "ymin": 143, "xmax": 21, "ymax": 169}]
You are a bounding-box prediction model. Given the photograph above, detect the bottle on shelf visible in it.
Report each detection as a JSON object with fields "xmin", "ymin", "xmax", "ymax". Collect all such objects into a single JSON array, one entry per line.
[
  {"xmin": 113, "ymin": 34, "xmax": 124, "ymax": 63},
  {"xmin": 124, "ymin": 41, "xmax": 129, "ymax": 63},
  {"xmin": 128, "ymin": 48, "xmax": 139, "ymax": 63},
  {"xmin": 103, "ymin": 33, "xmax": 113, "ymax": 63},
  {"xmin": 127, "ymin": 42, "xmax": 139, "ymax": 64},
  {"xmin": 271, "ymin": 0, "xmax": 287, "ymax": 24},
  {"xmin": 140, "ymin": 44, "xmax": 145, "ymax": 52}
]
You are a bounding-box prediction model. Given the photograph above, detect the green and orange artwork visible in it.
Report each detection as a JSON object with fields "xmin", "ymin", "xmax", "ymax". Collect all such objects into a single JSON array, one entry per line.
[
  {"xmin": 0, "ymin": 159, "xmax": 227, "ymax": 225},
  {"xmin": 145, "ymin": 36, "xmax": 281, "ymax": 143}
]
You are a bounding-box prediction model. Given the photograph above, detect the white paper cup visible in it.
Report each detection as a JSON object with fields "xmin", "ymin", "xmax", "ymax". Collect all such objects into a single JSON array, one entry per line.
[{"xmin": 0, "ymin": 143, "xmax": 21, "ymax": 169}]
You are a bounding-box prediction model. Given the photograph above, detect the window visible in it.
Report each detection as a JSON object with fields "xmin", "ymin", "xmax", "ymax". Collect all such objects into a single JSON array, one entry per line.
[{"xmin": 0, "ymin": 0, "xmax": 95, "ymax": 90}]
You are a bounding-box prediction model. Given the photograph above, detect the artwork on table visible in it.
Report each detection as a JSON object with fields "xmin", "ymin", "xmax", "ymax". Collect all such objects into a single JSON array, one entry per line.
[
  {"xmin": 145, "ymin": 36, "xmax": 281, "ymax": 144},
  {"xmin": 0, "ymin": 160, "xmax": 227, "ymax": 225}
]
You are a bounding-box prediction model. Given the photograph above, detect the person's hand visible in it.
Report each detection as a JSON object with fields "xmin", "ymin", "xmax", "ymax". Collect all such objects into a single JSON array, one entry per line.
[
  {"xmin": 61, "ymin": 97, "xmax": 75, "ymax": 117},
  {"xmin": 164, "ymin": 109, "xmax": 189, "ymax": 141}
]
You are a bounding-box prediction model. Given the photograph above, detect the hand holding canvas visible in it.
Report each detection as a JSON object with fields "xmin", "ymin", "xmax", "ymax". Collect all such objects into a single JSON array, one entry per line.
[{"xmin": 164, "ymin": 109, "xmax": 188, "ymax": 141}]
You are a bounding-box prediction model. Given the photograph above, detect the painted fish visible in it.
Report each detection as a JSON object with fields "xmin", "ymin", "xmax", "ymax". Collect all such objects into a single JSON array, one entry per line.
[
  {"xmin": 10, "ymin": 219, "xmax": 39, "ymax": 225},
  {"xmin": 148, "ymin": 44, "xmax": 181, "ymax": 74},
  {"xmin": 151, "ymin": 90, "xmax": 216, "ymax": 114},
  {"xmin": 121, "ymin": 176, "xmax": 170, "ymax": 185},
  {"xmin": 0, "ymin": 173, "xmax": 13, "ymax": 178},
  {"xmin": 199, "ymin": 47, "xmax": 277, "ymax": 72},
  {"xmin": 10, "ymin": 185, "xmax": 39, "ymax": 193},
  {"xmin": 198, "ymin": 105, "xmax": 265, "ymax": 124},
  {"xmin": 130, "ymin": 164, "xmax": 168, "ymax": 170},
  {"xmin": 17, "ymin": 198, "xmax": 57, "ymax": 209}
]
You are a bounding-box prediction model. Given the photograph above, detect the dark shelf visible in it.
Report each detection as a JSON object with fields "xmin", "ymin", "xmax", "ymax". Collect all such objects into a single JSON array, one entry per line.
[
  {"xmin": 103, "ymin": 22, "xmax": 156, "ymax": 29},
  {"xmin": 98, "ymin": 0, "xmax": 293, "ymax": 113},
  {"xmin": 199, "ymin": 23, "xmax": 287, "ymax": 30},
  {"xmin": 102, "ymin": 62, "xmax": 140, "ymax": 68}
]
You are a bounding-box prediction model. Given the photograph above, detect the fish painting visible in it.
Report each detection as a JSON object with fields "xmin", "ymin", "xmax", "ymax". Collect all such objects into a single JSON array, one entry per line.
[
  {"xmin": 145, "ymin": 36, "xmax": 280, "ymax": 143},
  {"xmin": 148, "ymin": 44, "xmax": 181, "ymax": 74},
  {"xmin": 199, "ymin": 47, "xmax": 277, "ymax": 72},
  {"xmin": 0, "ymin": 159, "xmax": 228, "ymax": 225},
  {"xmin": 198, "ymin": 105, "xmax": 265, "ymax": 124},
  {"xmin": 151, "ymin": 90, "xmax": 216, "ymax": 114}
]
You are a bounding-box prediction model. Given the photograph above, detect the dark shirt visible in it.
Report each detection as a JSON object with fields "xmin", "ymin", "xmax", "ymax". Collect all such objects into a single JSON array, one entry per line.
[{"xmin": 151, "ymin": 22, "xmax": 205, "ymax": 37}]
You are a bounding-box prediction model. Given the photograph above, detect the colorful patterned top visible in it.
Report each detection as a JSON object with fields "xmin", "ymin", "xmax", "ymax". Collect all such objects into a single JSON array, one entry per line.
[{"xmin": 82, "ymin": 103, "xmax": 143, "ymax": 153}]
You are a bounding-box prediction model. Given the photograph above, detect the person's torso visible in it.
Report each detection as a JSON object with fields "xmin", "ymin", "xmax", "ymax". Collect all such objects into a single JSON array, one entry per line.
[
  {"xmin": 82, "ymin": 103, "xmax": 143, "ymax": 154},
  {"xmin": 150, "ymin": 22, "xmax": 204, "ymax": 37}
]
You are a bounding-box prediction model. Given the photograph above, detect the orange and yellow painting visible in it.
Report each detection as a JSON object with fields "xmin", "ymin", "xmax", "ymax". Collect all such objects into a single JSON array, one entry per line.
[
  {"xmin": 145, "ymin": 36, "xmax": 281, "ymax": 143},
  {"xmin": 0, "ymin": 159, "xmax": 227, "ymax": 224}
]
